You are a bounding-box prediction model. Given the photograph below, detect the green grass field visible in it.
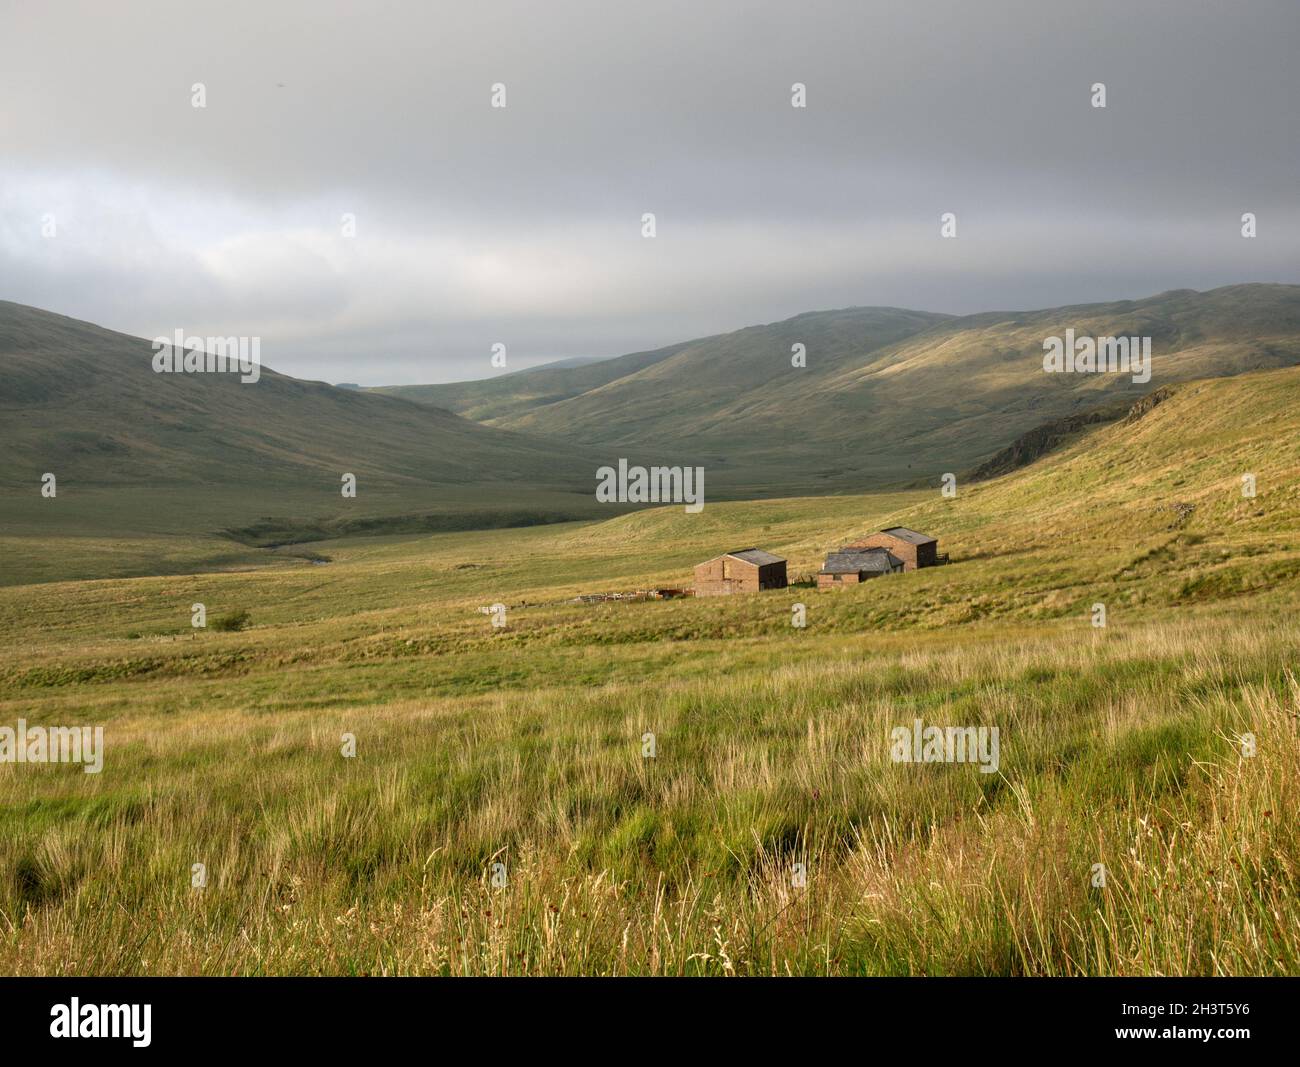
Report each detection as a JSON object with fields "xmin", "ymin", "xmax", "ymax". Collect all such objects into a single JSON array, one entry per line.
[{"xmin": 2, "ymin": 367, "xmax": 1299, "ymax": 975}]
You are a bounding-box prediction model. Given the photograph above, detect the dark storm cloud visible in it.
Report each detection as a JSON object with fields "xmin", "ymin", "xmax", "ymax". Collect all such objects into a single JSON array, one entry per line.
[{"xmin": 1, "ymin": 0, "xmax": 1296, "ymax": 383}]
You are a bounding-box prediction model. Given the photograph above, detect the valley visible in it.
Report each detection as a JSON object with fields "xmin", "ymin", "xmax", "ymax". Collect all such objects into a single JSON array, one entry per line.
[{"xmin": 2, "ymin": 360, "xmax": 1298, "ymax": 974}]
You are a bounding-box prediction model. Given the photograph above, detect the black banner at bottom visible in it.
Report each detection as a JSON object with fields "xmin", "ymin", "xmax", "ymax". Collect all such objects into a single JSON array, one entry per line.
[{"xmin": 1, "ymin": 976, "xmax": 1290, "ymax": 1054}]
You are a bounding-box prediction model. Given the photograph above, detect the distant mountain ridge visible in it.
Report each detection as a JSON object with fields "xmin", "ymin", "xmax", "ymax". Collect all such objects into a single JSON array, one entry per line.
[
  {"xmin": 369, "ymin": 337, "xmax": 710, "ymax": 423},
  {"xmin": 4, "ymin": 284, "xmax": 1300, "ymax": 527},
  {"xmin": 377, "ymin": 284, "xmax": 1300, "ymax": 493},
  {"xmin": 0, "ymin": 301, "xmax": 592, "ymax": 493}
]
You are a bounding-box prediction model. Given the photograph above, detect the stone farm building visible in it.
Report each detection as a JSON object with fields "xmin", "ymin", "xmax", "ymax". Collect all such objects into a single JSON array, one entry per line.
[
  {"xmin": 816, "ymin": 546, "xmax": 904, "ymax": 588},
  {"xmin": 693, "ymin": 549, "xmax": 788, "ymax": 596},
  {"xmin": 843, "ymin": 527, "xmax": 944, "ymax": 571}
]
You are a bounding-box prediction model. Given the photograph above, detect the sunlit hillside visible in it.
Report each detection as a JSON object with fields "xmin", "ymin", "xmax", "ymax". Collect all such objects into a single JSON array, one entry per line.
[
  {"xmin": 379, "ymin": 285, "xmax": 1300, "ymax": 492},
  {"xmin": 2, "ymin": 364, "xmax": 1299, "ymax": 975}
]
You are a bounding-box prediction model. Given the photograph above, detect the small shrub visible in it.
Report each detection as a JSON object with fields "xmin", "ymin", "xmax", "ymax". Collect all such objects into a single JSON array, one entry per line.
[{"xmin": 210, "ymin": 609, "xmax": 251, "ymax": 632}]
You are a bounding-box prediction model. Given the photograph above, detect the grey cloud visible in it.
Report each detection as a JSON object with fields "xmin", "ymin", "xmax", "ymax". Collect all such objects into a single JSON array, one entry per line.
[{"xmin": 1, "ymin": 0, "xmax": 1297, "ymax": 384}]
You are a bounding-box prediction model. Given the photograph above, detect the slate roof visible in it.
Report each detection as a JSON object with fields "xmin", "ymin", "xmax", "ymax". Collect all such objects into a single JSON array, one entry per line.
[
  {"xmin": 821, "ymin": 548, "xmax": 904, "ymax": 574},
  {"xmin": 879, "ymin": 526, "xmax": 936, "ymax": 545},
  {"xmin": 725, "ymin": 548, "xmax": 785, "ymax": 566}
]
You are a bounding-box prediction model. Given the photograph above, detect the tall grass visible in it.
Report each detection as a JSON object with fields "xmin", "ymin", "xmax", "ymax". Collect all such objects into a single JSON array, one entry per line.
[
  {"xmin": 6, "ymin": 365, "xmax": 1300, "ymax": 975},
  {"xmin": 2, "ymin": 614, "xmax": 1295, "ymax": 975}
]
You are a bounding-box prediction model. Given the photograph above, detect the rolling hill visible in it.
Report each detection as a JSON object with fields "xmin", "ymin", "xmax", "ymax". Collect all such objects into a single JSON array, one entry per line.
[
  {"xmin": 370, "ymin": 336, "xmax": 720, "ymax": 424},
  {"xmin": 0, "ymin": 302, "xmax": 618, "ymax": 580},
  {"xmin": 0, "ymin": 301, "xmax": 594, "ymax": 492},
  {"xmin": 5, "ymin": 359, "xmax": 1300, "ymax": 974},
  {"xmin": 6, "ymin": 285, "xmax": 1300, "ymax": 583},
  {"xmin": 378, "ymin": 284, "xmax": 1300, "ymax": 494}
]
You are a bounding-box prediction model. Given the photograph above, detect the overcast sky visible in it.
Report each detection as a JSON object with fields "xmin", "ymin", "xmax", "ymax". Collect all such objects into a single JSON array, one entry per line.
[{"xmin": 1, "ymin": 0, "xmax": 1297, "ymax": 384}]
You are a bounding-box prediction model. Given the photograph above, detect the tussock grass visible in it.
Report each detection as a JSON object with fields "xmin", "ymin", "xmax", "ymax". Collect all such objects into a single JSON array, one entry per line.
[
  {"xmin": 4, "ymin": 366, "xmax": 1300, "ymax": 974},
  {"xmin": 2, "ymin": 614, "xmax": 1296, "ymax": 975}
]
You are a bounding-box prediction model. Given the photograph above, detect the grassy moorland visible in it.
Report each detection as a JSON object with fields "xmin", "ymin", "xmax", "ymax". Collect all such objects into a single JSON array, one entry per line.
[
  {"xmin": 2, "ymin": 365, "xmax": 1300, "ymax": 975},
  {"xmin": 379, "ymin": 284, "xmax": 1300, "ymax": 493},
  {"xmin": 0, "ymin": 301, "xmax": 607, "ymax": 585}
]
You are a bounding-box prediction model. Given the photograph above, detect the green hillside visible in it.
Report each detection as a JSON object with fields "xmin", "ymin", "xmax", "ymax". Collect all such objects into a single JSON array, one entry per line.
[
  {"xmin": 7, "ymin": 286, "xmax": 1299, "ymax": 586},
  {"xmin": 370, "ymin": 336, "xmax": 716, "ymax": 423},
  {"xmin": 380, "ymin": 285, "xmax": 1300, "ymax": 494},
  {"xmin": 3, "ymin": 363, "xmax": 1299, "ymax": 975},
  {"xmin": 0, "ymin": 302, "xmax": 618, "ymax": 581},
  {"xmin": 0, "ymin": 301, "xmax": 595, "ymax": 492}
]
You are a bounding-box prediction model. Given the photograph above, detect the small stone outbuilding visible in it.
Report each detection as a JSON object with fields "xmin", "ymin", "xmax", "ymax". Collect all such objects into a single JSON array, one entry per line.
[
  {"xmin": 693, "ymin": 549, "xmax": 788, "ymax": 596},
  {"xmin": 843, "ymin": 527, "xmax": 942, "ymax": 571},
  {"xmin": 816, "ymin": 547, "xmax": 905, "ymax": 587}
]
